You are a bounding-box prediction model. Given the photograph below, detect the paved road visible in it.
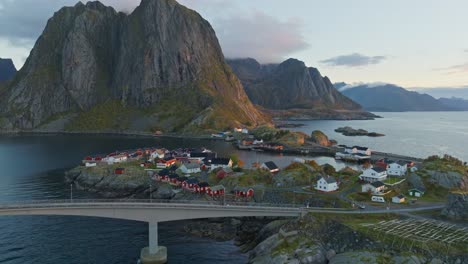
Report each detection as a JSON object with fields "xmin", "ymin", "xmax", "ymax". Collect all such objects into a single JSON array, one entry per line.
[{"xmin": 0, "ymin": 200, "xmax": 446, "ymax": 216}]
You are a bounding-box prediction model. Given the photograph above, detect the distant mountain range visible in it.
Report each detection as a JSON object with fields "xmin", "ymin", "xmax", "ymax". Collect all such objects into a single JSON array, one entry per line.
[
  {"xmin": 0, "ymin": 58, "xmax": 16, "ymax": 82},
  {"xmin": 438, "ymin": 97, "xmax": 468, "ymax": 110},
  {"xmin": 335, "ymin": 83, "xmax": 468, "ymax": 112}
]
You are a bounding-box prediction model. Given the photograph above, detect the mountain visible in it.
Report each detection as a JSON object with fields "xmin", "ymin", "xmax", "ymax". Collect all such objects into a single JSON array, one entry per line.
[
  {"xmin": 438, "ymin": 97, "xmax": 468, "ymax": 111},
  {"xmin": 0, "ymin": 0, "xmax": 268, "ymax": 133},
  {"xmin": 227, "ymin": 58, "xmax": 361, "ymax": 111},
  {"xmin": 337, "ymin": 83, "xmax": 455, "ymax": 112},
  {"xmin": 0, "ymin": 58, "xmax": 16, "ymax": 82},
  {"xmin": 414, "ymin": 87, "xmax": 468, "ymax": 100}
]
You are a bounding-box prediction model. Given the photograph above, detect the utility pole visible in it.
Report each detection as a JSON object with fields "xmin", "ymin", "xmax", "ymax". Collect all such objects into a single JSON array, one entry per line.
[
  {"xmin": 70, "ymin": 183, "xmax": 73, "ymax": 202},
  {"xmin": 149, "ymin": 176, "xmax": 153, "ymax": 202}
]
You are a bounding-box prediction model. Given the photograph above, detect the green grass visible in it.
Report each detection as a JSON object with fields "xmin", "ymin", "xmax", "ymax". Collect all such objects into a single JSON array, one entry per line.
[{"xmin": 65, "ymin": 100, "xmax": 140, "ymax": 131}]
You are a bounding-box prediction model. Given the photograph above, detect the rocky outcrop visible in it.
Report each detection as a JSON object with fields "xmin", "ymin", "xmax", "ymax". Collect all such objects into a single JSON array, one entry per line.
[
  {"xmin": 65, "ymin": 166, "xmax": 152, "ymax": 198},
  {"xmin": 310, "ymin": 130, "xmax": 335, "ymax": 146},
  {"xmin": 426, "ymin": 170, "xmax": 465, "ymax": 189},
  {"xmin": 334, "ymin": 126, "xmax": 385, "ymax": 137},
  {"xmin": 227, "ymin": 58, "xmax": 361, "ymax": 111},
  {"xmin": 441, "ymin": 192, "xmax": 468, "ymax": 220},
  {"xmin": 0, "ymin": 0, "xmax": 269, "ymax": 133},
  {"xmin": 0, "ymin": 58, "xmax": 16, "ymax": 82}
]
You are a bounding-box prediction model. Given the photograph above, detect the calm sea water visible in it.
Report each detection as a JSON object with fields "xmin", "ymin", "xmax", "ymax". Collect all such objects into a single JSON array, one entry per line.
[
  {"xmin": 0, "ymin": 134, "xmax": 344, "ymax": 264},
  {"xmin": 288, "ymin": 112, "xmax": 468, "ymax": 161}
]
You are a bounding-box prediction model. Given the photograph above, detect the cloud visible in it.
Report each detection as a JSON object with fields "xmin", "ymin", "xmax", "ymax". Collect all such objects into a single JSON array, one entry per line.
[
  {"xmin": 337, "ymin": 82, "xmax": 392, "ymax": 91},
  {"xmin": 320, "ymin": 53, "xmax": 387, "ymax": 67},
  {"xmin": 213, "ymin": 11, "xmax": 309, "ymax": 63},
  {"xmin": 436, "ymin": 62, "xmax": 468, "ymax": 75},
  {"xmin": 0, "ymin": 0, "xmax": 139, "ymax": 45}
]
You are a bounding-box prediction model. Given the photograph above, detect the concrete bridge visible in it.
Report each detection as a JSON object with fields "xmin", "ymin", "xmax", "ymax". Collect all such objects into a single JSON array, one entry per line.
[{"xmin": 0, "ymin": 199, "xmax": 445, "ymax": 263}]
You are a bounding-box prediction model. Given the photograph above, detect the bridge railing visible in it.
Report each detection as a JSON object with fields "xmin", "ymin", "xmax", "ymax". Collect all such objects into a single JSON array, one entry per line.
[{"xmin": 0, "ymin": 199, "xmax": 356, "ymax": 211}]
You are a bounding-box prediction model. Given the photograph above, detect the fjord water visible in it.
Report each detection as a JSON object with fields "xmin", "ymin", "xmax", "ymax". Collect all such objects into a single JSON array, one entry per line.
[
  {"xmin": 0, "ymin": 134, "xmax": 344, "ymax": 264},
  {"xmin": 0, "ymin": 135, "xmax": 250, "ymax": 264},
  {"xmin": 290, "ymin": 112, "xmax": 468, "ymax": 161}
]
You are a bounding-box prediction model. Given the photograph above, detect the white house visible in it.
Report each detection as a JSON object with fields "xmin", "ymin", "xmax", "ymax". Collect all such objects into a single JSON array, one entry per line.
[
  {"xmin": 150, "ymin": 149, "xmax": 166, "ymax": 161},
  {"xmin": 359, "ymin": 167, "xmax": 388, "ymax": 183},
  {"xmin": 85, "ymin": 162, "xmax": 97, "ymax": 168},
  {"xmin": 315, "ymin": 176, "xmax": 338, "ymax": 192},
  {"xmin": 387, "ymin": 161, "xmax": 408, "ymax": 176},
  {"xmin": 180, "ymin": 163, "xmax": 201, "ymax": 174},
  {"xmin": 210, "ymin": 158, "xmax": 233, "ymax": 171},
  {"xmin": 392, "ymin": 194, "xmax": 406, "ymax": 204},
  {"xmin": 106, "ymin": 154, "xmax": 127, "ymax": 164},
  {"xmin": 361, "ymin": 181, "xmax": 385, "ymax": 194},
  {"xmin": 339, "ymin": 145, "xmax": 354, "ymax": 154},
  {"xmin": 353, "ymin": 146, "xmax": 372, "ymax": 156},
  {"xmin": 253, "ymin": 139, "xmax": 264, "ymax": 145},
  {"xmin": 261, "ymin": 161, "xmax": 280, "ymax": 173}
]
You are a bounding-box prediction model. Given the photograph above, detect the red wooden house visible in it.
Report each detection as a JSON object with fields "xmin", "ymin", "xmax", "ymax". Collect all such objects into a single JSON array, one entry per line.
[
  {"xmin": 168, "ymin": 173, "xmax": 180, "ymax": 185},
  {"xmin": 175, "ymin": 176, "xmax": 188, "ymax": 186},
  {"xmin": 375, "ymin": 158, "xmax": 393, "ymax": 169},
  {"xmin": 156, "ymin": 169, "xmax": 170, "ymax": 182},
  {"xmin": 115, "ymin": 168, "xmax": 125, "ymax": 175},
  {"xmin": 216, "ymin": 167, "xmax": 233, "ymax": 179},
  {"xmin": 156, "ymin": 158, "xmax": 177, "ymax": 169},
  {"xmin": 182, "ymin": 178, "xmax": 199, "ymax": 192},
  {"xmin": 234, "ymin": 187, "xmax": 254, "ymax": 197},
  {"xmin": 207, "ymin": 185, "xmax": 225, "ymax": 197},
  {"xmin": 195, "ymin": 182, "xmax": 210, "ymax": 193}
]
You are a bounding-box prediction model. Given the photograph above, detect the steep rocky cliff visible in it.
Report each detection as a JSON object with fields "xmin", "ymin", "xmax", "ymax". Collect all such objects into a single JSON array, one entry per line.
[
  {"xmin": 0, "ymin": 58, "xmax": 16, "ymax": 82},
  {"xmin": 227, "ymin": 58, "xmax": 361, "ymax": 111},
  {"xmin": 0, "ymin": 0, "xmax": 268, "ymax": 133}
]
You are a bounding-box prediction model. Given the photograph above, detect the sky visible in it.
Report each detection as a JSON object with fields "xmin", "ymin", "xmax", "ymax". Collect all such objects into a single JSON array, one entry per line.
[{"xmin": 1, "ymin": 0, "xmax": 468, "ymax": 91}]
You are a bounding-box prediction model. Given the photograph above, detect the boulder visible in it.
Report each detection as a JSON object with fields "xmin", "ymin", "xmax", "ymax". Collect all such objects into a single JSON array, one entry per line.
[{"xmin": 310, "ymin": 130, "xmax": 333, "ymax": 146}]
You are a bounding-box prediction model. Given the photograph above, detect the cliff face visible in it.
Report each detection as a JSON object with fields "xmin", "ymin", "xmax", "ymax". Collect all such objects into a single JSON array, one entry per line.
[
  {"xmin": 227, "ymin": 58, "xmax": 361, "ymax": 110},
  {"xmin": 0, "ymin": 0, "xmax": 268, "ymax": 132},
  {"xmin": 0, "ymin": 58, "xmax": 16, "ymax": 82}
]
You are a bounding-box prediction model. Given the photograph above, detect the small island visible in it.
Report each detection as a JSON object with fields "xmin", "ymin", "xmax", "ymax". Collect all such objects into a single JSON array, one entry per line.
[{"xmin": 335, "ymin": 126, "xmax": 385, "ymax": 137}]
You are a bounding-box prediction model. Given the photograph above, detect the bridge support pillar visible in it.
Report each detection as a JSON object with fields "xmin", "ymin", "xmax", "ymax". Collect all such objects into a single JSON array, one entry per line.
[{"xmin": 140, "ymin": 221, "xmax": 167, "ymax": 264}]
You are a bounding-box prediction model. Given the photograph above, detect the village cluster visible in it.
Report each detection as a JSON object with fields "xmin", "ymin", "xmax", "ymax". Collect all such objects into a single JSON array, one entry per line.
[
  {"xmin": 328, "ymin": 145, "xmax": 423, "ymax": 204},
  {"xmin": 82, "ymin": 147, "xmax": 280, "ymax": 200},
  {"xmin": 82, "ymin": 141, "xmax": 424, "ymax": 207}
]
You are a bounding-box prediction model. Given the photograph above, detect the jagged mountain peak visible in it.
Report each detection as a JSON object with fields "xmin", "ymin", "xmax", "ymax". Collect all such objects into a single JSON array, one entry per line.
[
  {"xmin": 226, "ymin": 57, "xmax": 361, "ymax": 110},
  {"xmin": 0, "ymin": 0, "xmax": 269, "ymax": 132}
]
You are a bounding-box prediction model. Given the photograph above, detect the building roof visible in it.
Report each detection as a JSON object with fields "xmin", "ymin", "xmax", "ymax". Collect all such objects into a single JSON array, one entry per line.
[
  {"xmin": 210, "ymin": 185, "xmax": 225, "ymax": 191},
  {"xmin": 211, "ymin": 158, "xmax": 231, "ymax": 165},
  {"xmin": 372, "ymin": 167, "xmax": 387, "ymax": 173},
  {"xmin": 262, "ymin": 161, "xmax": 279, "ymax": 170},
  {"xmin": 158, "ymin": 169, "xmax": 169, "ymax": 176},
  {"xmin": 354, "ymin": 153, "xmax": 371, "ymax": 157},
  {"xmin": 371, "ymin": 181, "xmax": 385, "ymax": 188},
  {"xmin": 394, "ymin": 194, "xmax": 406, "ymax": 199},
  {"xmin": 319, "ymin": 175, "xmax": 337, "ymax": 184},
  {"xmin": 396, "ymin": 160, "xmax": 407, "ymax": 166},
  {"xmin": 168, "ymin": 173, "xmax": 179, "ymax": 179},
  {"xmin": 409, "ymin": 187, "xmax": 426, "ymax": 193},
  {"xmin": 185, "ymin": 178, "xmax": 199, "ymax": 184},
  {"xmin": 198, "ymin": 182, "xmax": 210, "ymax": 188},
  {"xmin": 352, "ymin": 146, "xmax": 369, "ymax": 150},
  {"xmin": 182, "ymin": 163, "xmax": 200, "ymax": 169},
  {"xmin": 176, "ymin": 176, "xmax": 188, "ymax": 182},
  {"xmin": 234, "ymin": 187, "xmax": 253, "ymax": 192}
]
